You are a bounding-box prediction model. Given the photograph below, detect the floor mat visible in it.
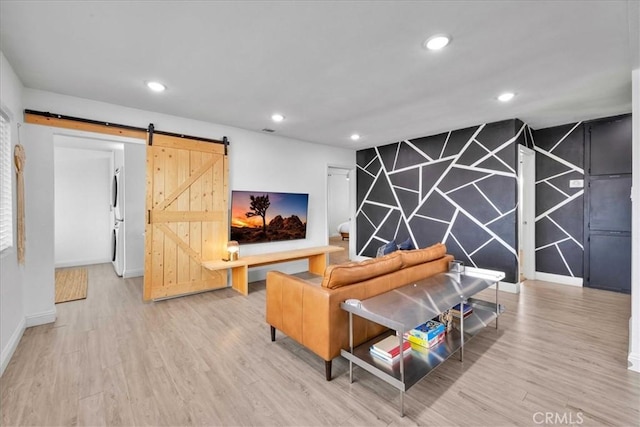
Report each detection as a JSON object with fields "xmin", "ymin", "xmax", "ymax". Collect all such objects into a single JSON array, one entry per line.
[{"xmin": 55, "ymin": 267, "xmax": 88, "ymax": 303}]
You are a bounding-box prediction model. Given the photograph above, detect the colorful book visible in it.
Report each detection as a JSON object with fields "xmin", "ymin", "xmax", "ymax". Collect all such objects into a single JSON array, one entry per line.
[
  {"xmin": 451, "ymin": 303, "xmax": 473, "ymax": 317},
  {"xmin": 370, "ymin": 335, "xmax": 411, "ymax": 358},
  {"xmin": 405, "ymin": 331, "xmax": 445, "ymax": 349},
  {"xmin": 370, "ymin": 344, "xmax": 412, "ymax": 364},
  {"xmin": 408, "ymin": 320, "xmax": 445, "ymax": 342}
]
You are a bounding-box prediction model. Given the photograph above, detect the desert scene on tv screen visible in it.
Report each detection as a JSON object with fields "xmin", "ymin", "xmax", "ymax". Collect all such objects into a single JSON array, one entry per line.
[{"xmin": 230, "ymin": 191, "xmax": 308, "ymax": 244}]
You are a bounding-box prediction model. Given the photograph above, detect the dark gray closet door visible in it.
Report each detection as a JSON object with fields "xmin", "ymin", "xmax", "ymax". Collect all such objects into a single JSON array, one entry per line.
[
  {"xmin": 588, "ymin": 233, "xmax": 631, "ymax": 293},
  {"xmin": 589, "ymin": 176, "xmax": 632, "ymax": 232},
  {"xmin": 585, "ymin": 115, "xmax": 632, "ymax": 293},
  {"xmin": 587, "ymin": 176, "xmax": 631, "ymax": 293}
]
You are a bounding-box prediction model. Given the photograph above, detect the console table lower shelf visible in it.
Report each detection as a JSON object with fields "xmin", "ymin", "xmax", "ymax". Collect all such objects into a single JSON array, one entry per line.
[
  {"xmin": 339, "ymin": 270, "xmax": 505, "ymax": 417},
  {"xmin": 341, "ymin": 302, "xmax": 503, "ymax": 390}
]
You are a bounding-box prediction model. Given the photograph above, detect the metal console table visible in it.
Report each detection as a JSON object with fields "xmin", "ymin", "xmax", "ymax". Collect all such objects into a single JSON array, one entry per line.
[{"xmin": 340, "ymin": 269, "xmax": 505, "ymax": 416}]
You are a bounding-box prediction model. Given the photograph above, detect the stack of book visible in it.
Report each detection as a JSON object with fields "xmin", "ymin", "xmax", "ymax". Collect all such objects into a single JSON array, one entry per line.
[
  {"xmin": 369, "ymin": 335, "xmax": 412, "ymax": 364},
  {"xmin": 404, "ymin": 319, "xmax": 445, "ymax": 348},
  {"xmin": 451, "ymin": 303, "xmax": 473, "ymax": 318}
]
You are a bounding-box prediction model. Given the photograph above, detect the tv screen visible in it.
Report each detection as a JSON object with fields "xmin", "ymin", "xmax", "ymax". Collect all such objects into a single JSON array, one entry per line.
[{"xmin": 230, "ymin": 191, "xmax": 309, "ymax": 244}]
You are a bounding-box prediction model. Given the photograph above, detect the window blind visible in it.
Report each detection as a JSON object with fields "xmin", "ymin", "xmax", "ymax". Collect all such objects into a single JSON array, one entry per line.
[{"xmin": 0, "ymin": 110, "xmax": 12, "ymax": 252}]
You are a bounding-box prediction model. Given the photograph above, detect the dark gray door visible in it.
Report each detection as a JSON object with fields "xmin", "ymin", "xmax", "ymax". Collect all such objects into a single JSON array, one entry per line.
[
  {"xmin": 587, "ymin": 176, "xmax": 631, "ymax": 292},
  {"xmin": 585, "ymin": 115, "xmax": 632, "ymax": 293}
]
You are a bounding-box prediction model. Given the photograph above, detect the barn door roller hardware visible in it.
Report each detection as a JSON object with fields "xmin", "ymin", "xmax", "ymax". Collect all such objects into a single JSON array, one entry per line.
[{"xmin": 24, "ymin": 109, "xmax": 228, "ymax": 147}]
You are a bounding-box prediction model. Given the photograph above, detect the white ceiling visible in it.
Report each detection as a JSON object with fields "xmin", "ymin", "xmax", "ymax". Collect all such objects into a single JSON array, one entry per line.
[{"xmin": 1, "ymin": 1, "xmax": 638, "ymax": 150}]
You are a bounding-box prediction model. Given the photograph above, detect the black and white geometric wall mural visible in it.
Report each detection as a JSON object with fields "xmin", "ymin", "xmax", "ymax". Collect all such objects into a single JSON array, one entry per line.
[
  {"xmin": 531, "ymin": 122, "xmax": 584, "ymax": 277},
  {"xmin": 356, "ymin": 119, "xmax": 528, "ymax": 283}
]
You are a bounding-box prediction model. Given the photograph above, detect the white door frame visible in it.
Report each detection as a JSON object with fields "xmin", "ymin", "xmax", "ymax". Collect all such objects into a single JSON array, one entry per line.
[
  {"xmin": 326, "ymin": 164, "xmax": 356, "ymax": 260},
  {"xmin": 519, "ymin": 146, "xmax": 536, "ymax": 281}
]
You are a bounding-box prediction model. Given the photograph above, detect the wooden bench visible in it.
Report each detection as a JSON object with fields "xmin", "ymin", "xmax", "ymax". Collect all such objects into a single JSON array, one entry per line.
[{"xmin": 202, "ymin": 245, "xmax": 345, "ymax": 296}]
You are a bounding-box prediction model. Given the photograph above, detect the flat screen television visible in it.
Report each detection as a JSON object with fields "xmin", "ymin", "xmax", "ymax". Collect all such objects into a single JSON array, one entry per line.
[{"xmin": 230, "ymin": 190, "xmax": 309, "ymax": 244}]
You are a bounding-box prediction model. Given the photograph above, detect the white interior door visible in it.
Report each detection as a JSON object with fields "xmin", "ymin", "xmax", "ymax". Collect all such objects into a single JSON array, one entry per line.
[{"xmin": 519, "ymin": 146, "xmax": 536, "ymax": 281}]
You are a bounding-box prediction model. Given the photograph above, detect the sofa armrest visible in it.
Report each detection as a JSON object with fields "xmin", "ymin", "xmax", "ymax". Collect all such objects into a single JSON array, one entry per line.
[{"xmin": 266, "ymin": 271, "xmax": 333, "ymax": 360}]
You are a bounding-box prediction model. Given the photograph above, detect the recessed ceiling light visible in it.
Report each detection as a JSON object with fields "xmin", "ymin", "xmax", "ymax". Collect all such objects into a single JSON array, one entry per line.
[
  {"xmin": 424, "ymin": 34, "xmax": 451, "ymax": 50},
  {"xmin": 271, "ymin": 113, "xmax": 285, "ymax": 122},
  {"xmin": 146, "ymin": 81, "xmax": 166, "ymax": 92},
  {"xmin": 497, "ymin": 92, "xmax": 515, "ymax": 102},
  {"xmin": 350, "ymin": 134, "xmax": 361, "ymax": 141}
]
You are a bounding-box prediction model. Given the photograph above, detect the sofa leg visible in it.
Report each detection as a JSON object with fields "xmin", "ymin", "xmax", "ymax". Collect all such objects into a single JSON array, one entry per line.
[
  {"xmin": 325, "ymin": 360, "xmax": 332, "ymax": 381},
  {"xmin": 270, "ymin": 326, "xmax": 276, "ymax": 342}
]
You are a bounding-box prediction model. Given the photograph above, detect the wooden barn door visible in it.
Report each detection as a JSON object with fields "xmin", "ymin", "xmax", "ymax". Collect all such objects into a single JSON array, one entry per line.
[{"xmin": 144, "ymin": 133, "xmax": 228, "ymax": 300}]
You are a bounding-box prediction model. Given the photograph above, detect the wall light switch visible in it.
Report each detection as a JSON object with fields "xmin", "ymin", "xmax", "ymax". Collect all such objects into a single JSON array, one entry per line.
[{"xmin": 569, "ymin": 179, "xmax": 584, "ymax": 188}]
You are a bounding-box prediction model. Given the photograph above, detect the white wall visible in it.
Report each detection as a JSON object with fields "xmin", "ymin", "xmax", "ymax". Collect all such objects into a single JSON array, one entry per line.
[
  {"xmin": 54, "ymin": 146, "xmax": 112, "ymax": 267},
  {"xmin": 0, "ymin": 52, "xmax": 25, "ymax": 375},
  {"xmin": 21, "ymin": 124, "xmax": 57, "ymax": 327},
  {"xmin": 1, "ymin": 83, "xmax": 355, "ymax": 374},
  {"xmin": 23, "ymin": 88, "xmax": 356, "ymax": 283},
  {"xmin": 49, "ymin": 133, "xmax": 146, "ymax": 277},
  {"xmin": 630, "ymin": 67, "xmax": 639, "ymax": 372},
  {"xmin": 123, "ymin": 143, "xmax": 146, "ymax": 277}
]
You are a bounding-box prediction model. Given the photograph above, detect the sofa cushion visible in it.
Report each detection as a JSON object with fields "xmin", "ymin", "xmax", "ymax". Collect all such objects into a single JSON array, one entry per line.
[
  {"xmin": 321, "ymin": 251, "xmax": 403, "ymax": 289},
  {"xmin": 400, "ymin": 242, "xmax": 447, "ymax": 268}
]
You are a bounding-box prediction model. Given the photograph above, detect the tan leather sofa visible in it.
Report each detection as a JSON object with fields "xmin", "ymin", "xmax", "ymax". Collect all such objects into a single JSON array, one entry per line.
[{"xmin": 266, "ymin": 243, "xmax": 453, "ymax": 380}]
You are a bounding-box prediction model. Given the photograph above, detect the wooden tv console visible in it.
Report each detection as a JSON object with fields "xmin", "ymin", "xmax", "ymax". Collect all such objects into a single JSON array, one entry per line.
[{"xmin": 202, "ymin": 245, "xmax": 344, "ymax": 296}]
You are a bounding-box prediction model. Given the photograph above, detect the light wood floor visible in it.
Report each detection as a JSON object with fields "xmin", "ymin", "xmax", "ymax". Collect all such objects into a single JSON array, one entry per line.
[
  {"xmin": 1, "ymin": 263, "xmax": 639, "ymax": 426},
  {"xmin": 329, "ymin": 235, "xmax": 350, "ymax": 265}
]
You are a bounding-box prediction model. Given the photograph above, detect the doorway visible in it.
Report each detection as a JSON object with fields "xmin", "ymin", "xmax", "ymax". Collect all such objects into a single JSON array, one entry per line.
[
  {"xmin": 518, "ymin": 146, "xmax": 535, "ymax": 282},
  {"xmin": 52, "ymin": 132, "xmax": 146, "ymax": 278},
  {"xmin": 327, "ymin": 165, "xmax": 355, "ymax": 263}
]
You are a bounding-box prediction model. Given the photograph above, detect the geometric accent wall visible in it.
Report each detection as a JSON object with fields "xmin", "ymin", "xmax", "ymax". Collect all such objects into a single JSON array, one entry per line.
[
  {"xmin": 357, "ymin": 119, "xmax": 528, "ymax": 283},
  {"xmin": 531, "ymin": 123, "xmax": 584, "ymax": 277}
]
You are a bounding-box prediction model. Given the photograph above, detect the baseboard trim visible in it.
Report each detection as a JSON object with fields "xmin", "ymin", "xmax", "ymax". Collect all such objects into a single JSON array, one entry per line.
[
  {"xmin": 55, "ymin": 258, "xmax": 110, "ymax": 268},
  {"xmin": 123, "ymin": 268, "xmax": 143, "ymax": 278},
  {"xmin": 628, "ymin": 352, "xmax": 640, "ymax": 372},
  {"xmin": 489, "ymin": 281, "xmax": 520, "ymax": 294},
  {"xmin": 0, "ymin": 317, "xmax": 26, "ymax": 377},
  {"xmin": 535, "ymin": 272, "xmax": 583, "ymax": 287},
  {"xmin": 25, "ymin": 309, "xmax": 57, "ymax": 328}
]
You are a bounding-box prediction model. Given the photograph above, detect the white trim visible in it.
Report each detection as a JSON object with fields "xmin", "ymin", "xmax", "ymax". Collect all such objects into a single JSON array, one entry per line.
[
  {"xmin": 545, "ymin": 215, "xmax": 584, "ymax": 250},
  {"xmin": 410, "ymin": 125, "xmax": 485, "ymax": 218},
  {"xmin": 453, "ymin": 163, "xmax": 516, "ymax": 178},
  {"xmin": 0, "ymin": 108, "xmax": 13, "ymax": 253},
  {"xmin": 630, "ymin": 67, "xmax": 640, "ymax": 373},
  {"xmin": 25, "ymin": 309, "xmax": 57, "ymax": 327},
  {"xmin": 535, "ymin": 237, "xmax": 571, "ymax": 252},
  {"xmin": 489, "ymin": 281, "xmax": 520, "ymax": 294},
  {"xmin": 549, "ymin": 121, "xmax": 582, "ymax": 153},
  {"xmin": 534, "ymin": 189, "xmax": 584, "ymax": 222},
  {"xmin": 437, "ymin": 188, "xmax": 517, "ymax": 257},
  {"xmin": 55, "ymin": 258, "xmax": 111, "ymax": 268},
  {"xmin": 520, "ymin": 146, "xmax": 536, "ymax": 281},
  {"xmin": 0, "ymin": 317, "xmax": 25, "ymax": 377},
  {"xmin": 403, "ymin": 139, "xmax": 432, "ymax": 162},
  {"xmin": 629, "ymin": 318, "xmax": 640, "ymax": 372},
  {"xmin": 533, "ymin": 145, "xmax": 585, "ymax": 175},
  {"xmin": 123, "ymin": 268, "xmax": 144, "ymax": 278},
  {"xmin": 534, "ymin": 271, "xmax": 583, "ymax": 287},
  {"xmin": 628, "ymin": 351, "xmax": 640, "ymax": 373},
  {"xmin": 535, "ymin": 169, "xmax": 574, "ymax": 185},
  {"xmin": 438, "ymin": 131, "xmax": 451, "ymax": 160}
]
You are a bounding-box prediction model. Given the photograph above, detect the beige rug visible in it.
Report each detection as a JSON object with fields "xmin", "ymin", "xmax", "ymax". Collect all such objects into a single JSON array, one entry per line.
[{"xmin": 55, "ymin": 267, "xmax": 88, "ymax": 303}]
